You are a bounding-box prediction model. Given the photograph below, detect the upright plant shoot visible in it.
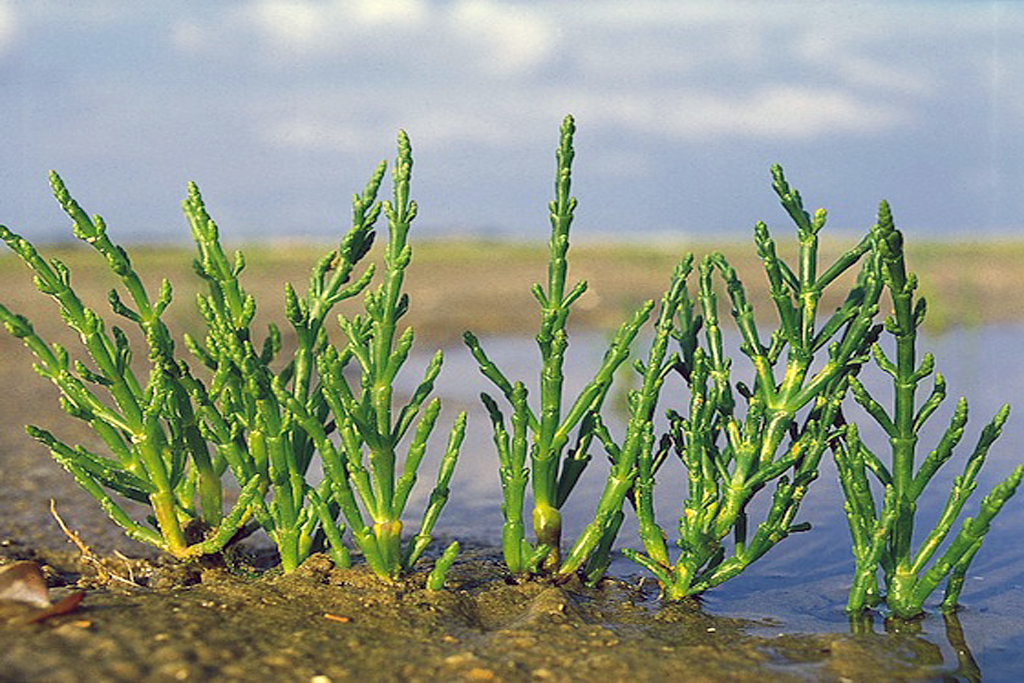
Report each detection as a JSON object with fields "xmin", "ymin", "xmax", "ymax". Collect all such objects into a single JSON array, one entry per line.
[
  {"xmin": 282, "ymin": 131, "xmax": 466, "ymax": 581},
  {"xmin": 182, "ymin": 171, "xmax": 378, "ymax": 572},
  {"xmin": 0, "ymin": 174, "xmax": 265, "ymax": 560},
  {"xmin": 464, "ymin": 115, "xmax": 654, "ymax": 576},
  {"xmin": 620, "ymin": 167, "xmax": 884, "ymax": 599},
  {"xmin": 834, "ymin": 203, "xmax": 1024, "ymax": 618}
]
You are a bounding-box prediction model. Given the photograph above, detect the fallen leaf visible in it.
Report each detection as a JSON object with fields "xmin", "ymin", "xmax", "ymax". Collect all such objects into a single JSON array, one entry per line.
[
  {"xmin": 1, "ymin": 561, "xmax": 86, "ymax": 624},
  {"xmin": 0, "ymin": 562, "xmax": 51, "ymax": 608},
  {"xmin": 25, "ymin": 591, "xmax": 86, "ymax": 624}
]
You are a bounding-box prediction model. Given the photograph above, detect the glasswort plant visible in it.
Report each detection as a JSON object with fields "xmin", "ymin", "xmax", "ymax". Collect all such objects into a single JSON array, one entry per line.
[
  {"xmin": 621, "ymin": 167, "xmax": 884, "ymax": 599},
  {"xmin": 834, "ymin": 202, "xmax": 1024, "ymax": 618},
  {"xmin": 1, "ymin": 115, "xmax": 1021, "ymax": 614},
  {"xmin": 0, "ymin": 133, "xmax": 464, "ymax": 584},
  {"xmin": 0, "ymin": 173, "xmax": 266, "ymax": 560},
  {"xmin": 280, "ymin": 131, "xmax": 466, "ymax": 580},
  {"xmin": 464, "ymin": 115, "xmax": 654, "ymax": 576},
  {"xmin": 179, "ymin": 170, "xmax": 378, "ymax": 572},
  {"xmin": 556, "ymin": 256, "xmax": 693, "ymax": 585}
]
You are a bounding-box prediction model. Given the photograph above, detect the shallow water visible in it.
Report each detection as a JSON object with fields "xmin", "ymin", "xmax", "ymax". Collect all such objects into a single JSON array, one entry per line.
[{"xmin": 428, "ymin": 324, "xmax": 1024, "ymax": 679}]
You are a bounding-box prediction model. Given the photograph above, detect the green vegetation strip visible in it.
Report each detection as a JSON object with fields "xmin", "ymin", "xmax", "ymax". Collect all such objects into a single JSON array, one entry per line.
[{"xmin": 1, "ymin": 115, "xmax": 1021, "ymax": 621}]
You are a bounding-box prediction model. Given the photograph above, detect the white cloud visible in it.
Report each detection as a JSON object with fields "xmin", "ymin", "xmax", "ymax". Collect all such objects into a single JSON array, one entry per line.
[
  {"xmin": 259, "ymin": 103, "xmax": 523, "ymax": 155},
  {"xmin": 550, "ymin": 84, "xmax": 910, "ymax": 142},
  {"xmin": 0, "ymin": 1, "xmax": 16, "ymax": 58},
  {"xmin": 36, "ymin": 1, "xmax": 1010, "ymax": 157},
  {"xmin": 349, "ymin": 0, "xmax": 427, "ymax": 26},
  {"xmin": 700, "ymin": 86, "xmax": 909, "ymax": 138},
  {"xmin": 246, "ymin": 0, "xmax": 428, "ymax": 57},
  {"xmin": 251, "ymin": 1, "xmax": 326, "ymax": 47},
  {"xmin": 233, "ymin": 1, "xmax": 921, "ymax": 150},
  {"xmin": 792, "ymin": 29, "xmax": 934, "ymax": 96},
  {"xmin": 169, "ymin": 19, "xmax": 204, "ymax": 54},
  {"xmin": 174, "ymin": 1, "xmax": 557, "ymax": 77},
  {"xmin": 258, "ymin": 78, "xmax": 908, "ymax": 164},
  {"xmin": 5, "ymin": 1, "xmax": 1024, "ymax": 240},
  {"xmin": 171, "ymin": 0, "xmax": 430, "ymax": 60},
  {"xmin": 448, "ymin": 0, "xmax": 555, "ymax": 76},
  {"xmin": 575, "ymin": 2, "xmax": 767, "ymax": 27}
]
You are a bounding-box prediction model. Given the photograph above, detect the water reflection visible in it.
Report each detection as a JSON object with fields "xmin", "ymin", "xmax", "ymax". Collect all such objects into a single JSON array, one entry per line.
[
  {"xmin": 941, "ymin": 613, "xmax": 982, "ymax": 683},
  {"xmin": 846, "ymin": 611, "xmax": 980, "ymax": 682}
]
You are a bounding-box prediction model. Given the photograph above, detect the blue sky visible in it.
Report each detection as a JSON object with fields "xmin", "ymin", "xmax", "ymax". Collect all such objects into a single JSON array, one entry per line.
[{"xmin": 1, "ymin": 1, "xmax": 1022, "ymax": 243}]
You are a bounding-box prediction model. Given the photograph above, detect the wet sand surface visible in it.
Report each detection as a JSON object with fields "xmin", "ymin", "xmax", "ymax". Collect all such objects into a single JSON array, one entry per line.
[{"xmin": 1, "ymin": 545, "xmax": 959, "ymax": 682}]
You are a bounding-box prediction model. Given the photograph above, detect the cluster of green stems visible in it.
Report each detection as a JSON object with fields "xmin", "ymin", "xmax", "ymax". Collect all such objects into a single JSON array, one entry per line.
[
  {"xmin": 0, "ymin": 133, "xmax": 461, "ymax": 587},
  {"xmin": 466, "ymin": 116, "xmax": 1021, "ymax": 618},
  {"xmin": 1, "ymin": 116, "xmax": 1020, "ymax": 618}
]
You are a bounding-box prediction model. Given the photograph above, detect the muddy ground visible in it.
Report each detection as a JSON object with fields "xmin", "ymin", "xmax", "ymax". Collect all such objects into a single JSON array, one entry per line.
[
  {"xmin": 0, "ymin": 240, "xmax": 1013, "ymax": 681},
  {"xmin": 1, "ymin": 544, "xmax": 964, "ymax": 682}
]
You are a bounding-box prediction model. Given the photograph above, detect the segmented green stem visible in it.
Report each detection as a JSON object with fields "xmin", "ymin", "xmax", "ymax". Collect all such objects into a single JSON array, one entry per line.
[
  {"xmin": 466, "ymin": 115, "xmax": 653, "ymax": 577},
  {"xmin": 837, "ymin": 202, "xmax": 1023, "ymax": 618},
  {"xmin": 289, "ymin": 132, "xmax": 465, "ymax": 580},
  {"xmin": 623, "ymin": 165, "xmax": 880, "ymax": 600}
]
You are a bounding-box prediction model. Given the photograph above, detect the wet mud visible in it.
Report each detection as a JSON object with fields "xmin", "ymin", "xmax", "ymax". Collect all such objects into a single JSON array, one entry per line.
[{"xmin": 0, "ymin": 545, "xmax": 953, "ymax": 682}]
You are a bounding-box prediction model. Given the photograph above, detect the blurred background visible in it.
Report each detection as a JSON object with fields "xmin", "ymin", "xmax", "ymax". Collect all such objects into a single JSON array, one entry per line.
[{"xmin": 1, "ymin": 1, "xmax": 1022, "ymax": 243}]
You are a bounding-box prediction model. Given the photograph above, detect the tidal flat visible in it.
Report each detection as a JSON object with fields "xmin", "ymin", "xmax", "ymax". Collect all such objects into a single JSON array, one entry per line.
[{"xmin": 2, "ymin": 239, "xmax": 1021, "ymax": 680}]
